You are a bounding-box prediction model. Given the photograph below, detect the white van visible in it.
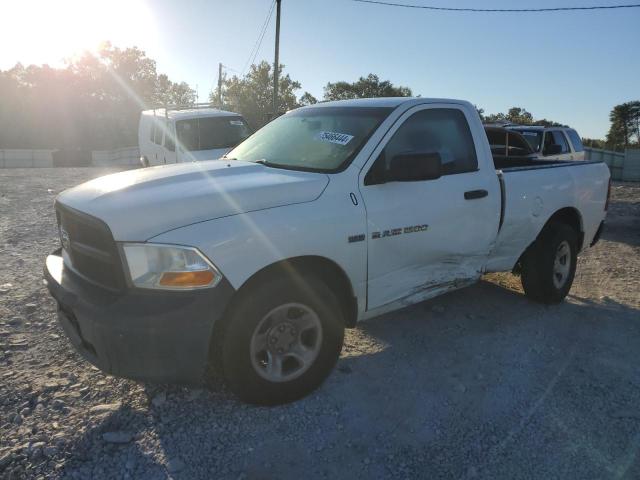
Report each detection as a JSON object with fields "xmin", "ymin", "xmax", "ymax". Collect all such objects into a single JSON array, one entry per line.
[{"xmin": 138, "ymin": 105, "xmax": 251, "ymax": 167}]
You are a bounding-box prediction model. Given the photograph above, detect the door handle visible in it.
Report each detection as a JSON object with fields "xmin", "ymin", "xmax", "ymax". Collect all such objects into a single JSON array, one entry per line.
[{"xmin": 464, "ymin": 189, "xmax": 488, "ymax": 200}]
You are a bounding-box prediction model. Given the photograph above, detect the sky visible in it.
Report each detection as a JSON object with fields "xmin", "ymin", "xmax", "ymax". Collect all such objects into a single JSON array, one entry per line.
[{"xmin": 1, "ymin": 0, "xmax": 639, "ymax": 139}]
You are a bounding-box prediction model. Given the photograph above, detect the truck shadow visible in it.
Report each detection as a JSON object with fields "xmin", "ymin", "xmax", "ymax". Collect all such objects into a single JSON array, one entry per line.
[{"xmin": 58, "ymin": 279, "xmax": 640, "ymax": 479}]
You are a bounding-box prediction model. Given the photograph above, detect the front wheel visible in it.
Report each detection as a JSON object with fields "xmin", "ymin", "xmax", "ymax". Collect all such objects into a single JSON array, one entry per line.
[
  {"xmin": 220, "ymin": 276, "xmax": 345, "ymax": 405},
  {"xmin": 520, "ymin": 222, "xmax": 578, "ymax": 304}
]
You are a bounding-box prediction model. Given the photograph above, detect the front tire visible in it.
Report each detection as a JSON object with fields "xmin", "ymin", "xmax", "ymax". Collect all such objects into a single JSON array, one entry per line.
[
  {"xmin": 520, "ymin": 222, "xmax": 578, "ymax": 304},
  {"xmin": 221, "ymin": 275, "xmax": 344, "ymax": 405}
]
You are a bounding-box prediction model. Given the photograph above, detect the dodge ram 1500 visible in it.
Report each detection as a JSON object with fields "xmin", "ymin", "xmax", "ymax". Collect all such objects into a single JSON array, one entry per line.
[{"xmin": 44, "ymin": 97, "xmax": 610, "ymax": 404}]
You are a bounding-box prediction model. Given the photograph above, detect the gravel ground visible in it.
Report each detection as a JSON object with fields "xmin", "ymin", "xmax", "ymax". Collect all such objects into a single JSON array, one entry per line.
[{"xmin": 1, "ymin": 168, "xmax": 639, "ymax": 480}]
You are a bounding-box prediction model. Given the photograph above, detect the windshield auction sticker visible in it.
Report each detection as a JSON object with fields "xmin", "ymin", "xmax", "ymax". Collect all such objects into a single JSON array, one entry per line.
[{"xmin": 315, "ymin": 131, "xmax": 354, "ymax": 146}]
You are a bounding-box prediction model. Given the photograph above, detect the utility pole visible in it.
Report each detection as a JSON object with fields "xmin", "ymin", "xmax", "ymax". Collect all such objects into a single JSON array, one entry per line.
[
  {"xmin": 272, "ymin": 0, "xmax": 282, "ymax": 118},
  {"xmin": 217, "ymin": 62, "xmax": 223, "ymax": 108}
]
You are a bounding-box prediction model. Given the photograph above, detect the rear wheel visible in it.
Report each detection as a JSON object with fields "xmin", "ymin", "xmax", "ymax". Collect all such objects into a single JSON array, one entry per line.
[
  {"xmin": 520, "ymin": 222, "xmax": 578, "ymax": 304},
  {"xmin": 220, "ymin": 275, "xmax": 344, "ymax": 405}
]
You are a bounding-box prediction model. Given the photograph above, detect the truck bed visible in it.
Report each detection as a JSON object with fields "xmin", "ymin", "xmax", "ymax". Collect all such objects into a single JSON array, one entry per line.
[{"xmin": 485, "ymin": 159, "xmax": 609, "ymax": 273}]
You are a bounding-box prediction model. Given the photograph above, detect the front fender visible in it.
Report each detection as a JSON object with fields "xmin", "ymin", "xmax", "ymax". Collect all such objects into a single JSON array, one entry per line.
[{"xmin": 149, "ymin": 198, "xmax": 368, "ymax": 314}]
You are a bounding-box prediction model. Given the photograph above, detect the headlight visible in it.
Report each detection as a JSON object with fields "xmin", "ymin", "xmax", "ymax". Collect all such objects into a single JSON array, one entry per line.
[{"xmin": 122, "ymin": 243, "xmax": 221, "ymax": 290}]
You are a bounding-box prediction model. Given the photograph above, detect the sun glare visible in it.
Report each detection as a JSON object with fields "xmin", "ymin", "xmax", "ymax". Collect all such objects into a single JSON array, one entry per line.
[{"xmin": 0, "ymin": 0, "xmax": 158, "ymax": 68}]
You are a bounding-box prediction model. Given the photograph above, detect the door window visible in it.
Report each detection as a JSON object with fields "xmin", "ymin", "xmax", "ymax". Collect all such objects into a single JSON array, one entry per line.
[
  {"xmin": 373, "ymin": 108, "xmax": 478, "ymax": 177},
  {"xmin": 544, "ymin": 131, "xmax": 570, "ymax": 155}
]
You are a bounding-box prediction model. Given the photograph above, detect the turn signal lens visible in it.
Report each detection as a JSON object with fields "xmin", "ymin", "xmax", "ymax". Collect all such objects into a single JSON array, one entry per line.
[
  {"xmin": 121, "ymin": 243, "xmax": 222, "ymax": 290},
  {"xmin": 159, "ymin": 270, "xmax": 215, "ymax": 287}
]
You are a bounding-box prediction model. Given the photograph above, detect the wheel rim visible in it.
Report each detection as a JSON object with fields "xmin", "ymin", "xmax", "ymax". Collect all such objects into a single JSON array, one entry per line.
[
  {"xmin": 552, "ymin": 240, "xmax": 571, "ymax": 289},
  {"xmin": 250, "ymin": 303, "xmax": 323, "ymax": 383}
]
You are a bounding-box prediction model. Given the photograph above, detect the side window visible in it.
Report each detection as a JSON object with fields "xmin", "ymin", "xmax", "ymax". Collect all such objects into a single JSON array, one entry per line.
[
  {"xmin": 552, "ymin": 131, "xmax": 570, "ymax": 153},
  {"xmin": 164, "ymin": 123, "xmax": 175, "ymax": 152},
  {"xmin": 153, "ymin": 120, "xmax": 163, "ymax": 145},
  {"xmin": 149, "ymin": 121, "xmax": 155, "ymax": 143},
  {"xmin": 566, "ymin": 129, "xmax": 584, "ymax": 152},
  {"xmin": 379, "ymin": 108, "xmax": 478, "ymax": 176}
]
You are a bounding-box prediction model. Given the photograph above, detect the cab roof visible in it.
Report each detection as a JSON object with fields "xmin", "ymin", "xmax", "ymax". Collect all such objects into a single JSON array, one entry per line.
[{"xmin": 302, "ymin": 97, "xmax": 473, "ymax": 109}]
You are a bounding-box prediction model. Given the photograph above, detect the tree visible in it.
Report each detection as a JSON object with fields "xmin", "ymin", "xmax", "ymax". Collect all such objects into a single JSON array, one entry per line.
[
  {"xmin": 481, "ymin": 106, "xmax": 565, "ymax": 127},
  {"xmin": 483, "ymin": 107, "xmax": 532, "ymax": 125},
  {"xmin": 155, "ymin": 74, "xmax": 197, "ymax": 106},
  {"xmin": 323, "ymin": 73, "xmax": 412, "ymax": 101},
  {"xmin": 582, "ymin": 138, "xmax": 606, "ymax": 149},
  {"xmin": 606, "ymin": 101, "xmax": 640, "ymax": 149},
  {"xmin": 211, "ymin": 61, "xmax": 301, "ymax": 129},
  {"xmin": 0, "ymin": 44, "xmax": 196, "ymax": 149},
  {"xmin": 299, "ymin": 91, "xmax": 318, "ymax": 106}
]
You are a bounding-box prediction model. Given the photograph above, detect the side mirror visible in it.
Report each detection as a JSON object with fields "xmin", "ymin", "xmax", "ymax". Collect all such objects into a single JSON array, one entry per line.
[
  {"xmin": 386, "ymin": 152, "xmax": 442, "ymax": 182},
  {"xmin": 544, "ymin": 144, "xmax": 563, "ymax": 155}
]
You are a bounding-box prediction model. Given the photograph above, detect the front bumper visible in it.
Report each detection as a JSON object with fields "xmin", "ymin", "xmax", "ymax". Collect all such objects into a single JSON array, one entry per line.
[{"xmin": 43, "ymin": 249, "xmax": 235, "ymax": 384}]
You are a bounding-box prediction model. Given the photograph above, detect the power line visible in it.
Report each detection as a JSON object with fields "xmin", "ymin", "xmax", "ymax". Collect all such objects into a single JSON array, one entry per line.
[
  {"xmin": 350, "ymin": 0, "xmax": 640, "ymax": 13},
  {"xmin": 242, "ymin": 0, "xmax": 276, "ymax": 75}
]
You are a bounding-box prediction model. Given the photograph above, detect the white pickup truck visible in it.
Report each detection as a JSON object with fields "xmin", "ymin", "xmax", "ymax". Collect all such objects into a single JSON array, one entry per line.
[{"xmin": 44, "ymin": 97, "xmax": 610, "ymax": 404}]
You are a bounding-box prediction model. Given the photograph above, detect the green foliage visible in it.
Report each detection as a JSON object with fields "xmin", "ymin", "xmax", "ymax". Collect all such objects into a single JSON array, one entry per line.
[
  {"xmin": 299, "ymin": 91, "xmax": 318, "ymax": 106},
  {"xmin": 210, "ymin": 61, "xmax": 301, "ymax": 130},
  {"xmin": 0, "ymin": 43, "xmax": 195, "ymax": 149},
  {"xmin": 606, "ymin": 101, "xmax": 640, "ymax": 149},
  {"xmin": 323, "ymin": 73, "xmax": 412, "ymax": 101},
  {"xmin": 582, "ymin": 138, "xmax": 607, "ymax": 150},
  {"xmin": 481, "ymin": 106, "xmax": 565, "ymax": 127}
]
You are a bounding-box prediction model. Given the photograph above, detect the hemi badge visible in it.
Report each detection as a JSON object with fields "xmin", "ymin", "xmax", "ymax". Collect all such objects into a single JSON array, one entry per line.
[{"xmin": 348, "ymin": 234, "xmax": 365, "ymax": 243}]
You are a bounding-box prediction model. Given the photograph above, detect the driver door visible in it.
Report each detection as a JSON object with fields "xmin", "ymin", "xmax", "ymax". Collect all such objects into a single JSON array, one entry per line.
[{"xmin": 358, "ymin": 104, "xmax": 500, "ymax": 310}]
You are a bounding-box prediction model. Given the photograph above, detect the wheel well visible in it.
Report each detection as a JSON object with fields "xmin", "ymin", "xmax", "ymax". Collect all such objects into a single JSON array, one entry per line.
[
  {"xmin": 545, "ymin": 207, "xmax": 584, "ymax": 250},
  {"xmin": 226, "ymin": 256, "xmax": 358, "ymax": 329},
  {"xmin": 514, "ymin": 207, "xmax": 584, "ymax": 274}
]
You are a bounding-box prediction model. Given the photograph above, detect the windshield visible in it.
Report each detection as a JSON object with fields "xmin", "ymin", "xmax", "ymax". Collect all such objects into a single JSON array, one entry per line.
[
  {"xmin": 176, "ymin": 116, "xmax": 250, "ymax": 151},
  {"xmin": 516, "ymin": 129, "xmax": 544, "ymax": 152},
  {"xmin": 226, "ymin": 106, "xmax": 393, "ymax": 172}
]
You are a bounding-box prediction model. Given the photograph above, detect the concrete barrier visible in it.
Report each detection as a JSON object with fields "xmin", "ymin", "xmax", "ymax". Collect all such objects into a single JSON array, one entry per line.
[
  {"xmin": 623, "ymin": 149, "xmax": 640, "ymax": 182},
  {"xmin": 584, "ymin": 147, "xmax": 625, "ymax": 180},
  {"xmin": 91, "ymin": 147, "xmax": 140, "ymax": 167},
  {"xmin": 0, "ymin": 147, "xmax": 139, "ymax": 168},
  {"xmin": 0, "ymin": 149, "xmax": 55, "ymax": 167}
]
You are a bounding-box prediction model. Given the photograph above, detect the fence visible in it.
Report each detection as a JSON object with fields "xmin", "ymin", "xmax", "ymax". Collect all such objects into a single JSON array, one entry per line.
[
  {"xmin": 584, "ymin": 147, "xmax": 640, "ymax": 181},
  {"xmin": 0, "ymin": 147, "xmax": 139, "ymax": 168}
]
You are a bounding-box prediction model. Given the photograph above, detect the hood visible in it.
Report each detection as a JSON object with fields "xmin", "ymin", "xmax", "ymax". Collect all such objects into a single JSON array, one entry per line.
[
  {"xmin": 180, "ymin": 148, "xmax": 230, "ymax": 162},
  {"xmin": 57, "ymin": 160, "xmax": 329, "ymax": 241}
]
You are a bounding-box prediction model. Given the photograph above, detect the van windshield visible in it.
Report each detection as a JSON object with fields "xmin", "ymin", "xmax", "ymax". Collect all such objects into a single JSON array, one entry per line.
[
  {"xmin": 226, "ymin": 107, "xmax": 393, "ymax": 172},
  {"xmin": 176, "ymin": 116, "xmax": 250, "ymax": 151}
]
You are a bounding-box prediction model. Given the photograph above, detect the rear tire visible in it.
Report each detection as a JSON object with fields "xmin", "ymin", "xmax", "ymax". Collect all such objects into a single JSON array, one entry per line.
[
  {"xmin": 520, "ymin": 222, "xmax": 578, "ymax": 304},
  {"xmin": 220, "ymin": 275, "xmax": 344, "ymax": 405}
]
